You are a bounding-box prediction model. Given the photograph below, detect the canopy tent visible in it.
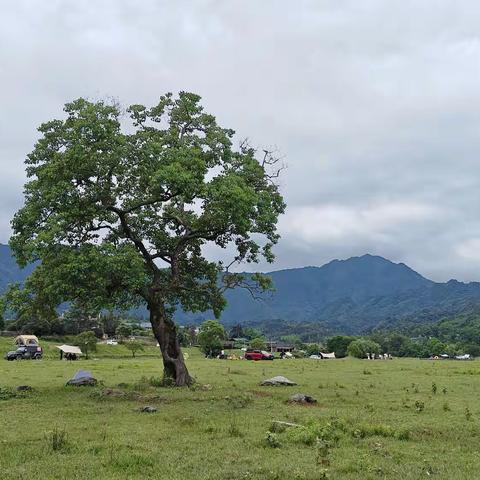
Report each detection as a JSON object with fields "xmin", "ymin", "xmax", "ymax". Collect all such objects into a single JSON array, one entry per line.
[
  {"xmin": 15, "ymin": 335, "xmax": 39, "ymax": 346},
  {"xmin": 320, "ymin": 352, "xmax": 336, "ymax": 359},
  {"xmin": 56, "ymin": 345, "xmax": 83, "ymax": 355},
  {"xmin": 56, "ymin": 345, "xmax": 83, "ymax": 360}
]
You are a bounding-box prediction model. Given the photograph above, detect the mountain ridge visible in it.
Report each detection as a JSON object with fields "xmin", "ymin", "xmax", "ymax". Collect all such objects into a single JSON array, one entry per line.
[{"xmin": 1, "ymin": 244, "xmax": 480, "ymax": 333}]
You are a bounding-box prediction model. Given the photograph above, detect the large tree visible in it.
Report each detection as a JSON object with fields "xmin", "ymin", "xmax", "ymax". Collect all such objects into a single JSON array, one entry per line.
[{"xmin": 7, "ymin": 92, "xmax": 285, "ymax": 385}]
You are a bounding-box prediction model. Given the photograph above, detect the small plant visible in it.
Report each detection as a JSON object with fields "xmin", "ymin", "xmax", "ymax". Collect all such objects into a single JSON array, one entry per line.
[
  {"xmin": 443, "ymin": 401, "xmax": 451, "ymax": 412},
  {"xmin": 45, "ymin": 426, "xmax": 69, "ymax": 452},
  {"xmin": 442, "ymin": 387, "xmax": 447, "ymax": 395},
  {"xmin": 148, "ymin": 376, "xmax": 164, "ymax": 387},
  {"xmin": 315, "ymin": 438, "xmax": 331, "ymax": 465},
  {"xmin": 395, "ymin": 428, "xmax": 411, "ymax": 441},
  {"xmin": 363, "ymin": 368, "xmax": 372, "ymax": 375},
  {"xmin": 0, "ymin": 387, "xmax": 16, "ymax": 401},
  {"xmin": 465, "ymin": 407, "xmax": 472, "ymax": 421},
  {"xmin": 415, "ymin": 400, "xmax": 425, "ymax": 413},
  {"xmin": 228, "ymin": 418, "xmax": 243, "ymax": 437},
  {"xmin": 265, "ymin": 431, "xmax": 281, "ymax": 448},
  {"xmin": 431, "ymin": 382, "xmax": 437, "ymax": 395},
  {"xmin": 204, "ymin": 425, "xmax": 217, "ymax": 434}
]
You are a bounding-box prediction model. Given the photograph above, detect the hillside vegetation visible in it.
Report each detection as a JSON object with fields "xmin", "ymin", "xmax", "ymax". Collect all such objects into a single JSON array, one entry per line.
[{"xmin": 3, "ymin": 245, "xmax": 480, "ymax": 334}]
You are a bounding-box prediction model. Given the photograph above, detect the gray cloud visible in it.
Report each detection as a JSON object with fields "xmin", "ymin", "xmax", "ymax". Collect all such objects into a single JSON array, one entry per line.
[{"xmin": 2, "ymin": 0, "xmax": 480, "ymax": 281}]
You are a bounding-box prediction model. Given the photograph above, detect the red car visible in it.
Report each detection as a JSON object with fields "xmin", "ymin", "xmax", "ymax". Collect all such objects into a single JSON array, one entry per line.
[{"xmin": 244, "ymin": 349, "xmax": 274, "ymax": 361}]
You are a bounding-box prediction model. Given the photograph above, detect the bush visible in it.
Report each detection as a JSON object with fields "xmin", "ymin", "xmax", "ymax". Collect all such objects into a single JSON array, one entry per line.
[{"xmin": 265, "ymin": 431, "xmax": 281, "ymax": 448}]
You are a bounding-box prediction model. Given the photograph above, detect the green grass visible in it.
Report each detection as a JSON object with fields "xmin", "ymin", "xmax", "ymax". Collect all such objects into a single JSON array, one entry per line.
[{"xmin": 1, "ymin": 337, "xmax": 480, "ymax": 479}]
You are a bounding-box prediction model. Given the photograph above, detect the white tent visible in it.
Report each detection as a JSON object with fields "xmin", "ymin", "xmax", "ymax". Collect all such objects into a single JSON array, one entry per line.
[
  {"xmin": 320, "ymin": 352, "xmax": 336, "ymax": 359},
  {"xmin": 56, "ymin": 345, "xmax": 83, "ymax": 355}
]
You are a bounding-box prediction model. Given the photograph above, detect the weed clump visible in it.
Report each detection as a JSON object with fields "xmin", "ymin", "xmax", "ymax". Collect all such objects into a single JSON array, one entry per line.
[
  {"xmin": 228, "ymin": 417, "xmax": 244, "ymax": 437},
  {"xmin": 465, "ymin": 407, "xmax": 472, "ymax": 421},
  {"xmin": 45, "ymin": 426, "xmax": 69, "ymax": 452},
  {"xmin": 265, "ymin": 431, "xmax": 281, "ymax": 448},
  {"xmin": 415, "ymin": 400, "xmax": 425, "ymax": 413},
  {"xmin": 0, "ymin": 387, "xmax": 16, "ymax": 400},
  {"xmin": 286, "ymin": 419, "xmax": 342, "ymax": 446}
]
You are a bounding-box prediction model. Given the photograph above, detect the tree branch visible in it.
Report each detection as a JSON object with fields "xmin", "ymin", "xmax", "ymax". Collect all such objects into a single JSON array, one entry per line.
[{"xmin": 106, "ymin": 206, "xmax": 159, "ymax": 273}]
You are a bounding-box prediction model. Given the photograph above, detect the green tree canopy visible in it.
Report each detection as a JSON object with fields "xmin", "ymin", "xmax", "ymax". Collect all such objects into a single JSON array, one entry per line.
[
  {"xmin": 116, "ymin": 323, "xmax": 133, "ymax": 341},
  {"xmin": 5, "ymin": 92, "xmax": 285, "ymax": 385},
  {"xmin": 198, "ymin": 319, "xmax": 225, "ymax": 357},
  {"xmin": 75, "ymin": 331, "xmax": 97, "ymax": 359},
  {"xmin": 125, "ymin": 339, "xmax": 145, "ymax": 358},
  {"xmin": 347, "ymin": 339, "xmax": 381, "ymax": 359},
  {"xmin": 326, "ymin": 335, "xmax": 356, "ymax": 358},
  {"xmin": 249, "ymin": 337, "xmax": 266, "ymax": 350}
]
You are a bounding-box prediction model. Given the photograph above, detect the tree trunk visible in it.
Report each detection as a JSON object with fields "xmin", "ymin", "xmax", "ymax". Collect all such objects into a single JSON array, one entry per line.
[{"xmin": 149, "ymin": 303, "xmax": 193, "ymax": 386}]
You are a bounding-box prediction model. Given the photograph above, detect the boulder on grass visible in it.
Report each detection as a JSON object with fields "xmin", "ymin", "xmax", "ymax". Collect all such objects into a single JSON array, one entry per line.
[
  {"xmin": 16, "ymin": 385, "xmax": 33, "ymax": 392},
  {"xmin": 138, "ymin": 406, "xmax": 157, "ymax": 413},
  {"xmin": 289, "ymin": 393, "xmax": 317, "ymax": 404},
  {"xmin": 261, "ymin": 376, "xmax": 297, "ymax": 386},
  {"xmin": 66, "ymin": 370, "xmax": 97, "ymax": 386}
]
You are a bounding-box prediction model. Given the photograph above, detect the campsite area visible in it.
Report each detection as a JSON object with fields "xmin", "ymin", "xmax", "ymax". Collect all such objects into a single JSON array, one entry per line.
[{"xmin": 1, "ymin": 337, "xmax": 480, "ymax": 480}]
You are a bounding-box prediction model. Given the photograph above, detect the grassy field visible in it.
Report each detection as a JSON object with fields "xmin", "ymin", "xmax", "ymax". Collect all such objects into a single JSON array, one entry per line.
[{"xmin": 1, "ymin": 337, "xmax": 480, "ymax": 479}]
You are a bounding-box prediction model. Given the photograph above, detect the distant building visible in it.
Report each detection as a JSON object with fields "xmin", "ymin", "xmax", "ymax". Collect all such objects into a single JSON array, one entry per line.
[{"xmin": 265, "ymin": 341, "xmax": 295, "ymax": 353}]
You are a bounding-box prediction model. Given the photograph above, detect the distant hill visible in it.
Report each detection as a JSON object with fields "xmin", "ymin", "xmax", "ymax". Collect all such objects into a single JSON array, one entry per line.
[
  {"xmin": 0, "ymin": 244, "xmax": 35, "ymax": 292},
  {"xmin": 2, "ymin": 244, "xmax": 480, "ymax": 333}
]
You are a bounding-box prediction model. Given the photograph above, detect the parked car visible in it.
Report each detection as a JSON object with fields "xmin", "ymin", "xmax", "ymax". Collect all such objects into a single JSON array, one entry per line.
[
  {"xmin": 244, "ymin": 349, "xmax": 274, "ymax": 360},
  {"xmin": 5, "ymin": 344, "xmax": 43, "ymax": 361}
]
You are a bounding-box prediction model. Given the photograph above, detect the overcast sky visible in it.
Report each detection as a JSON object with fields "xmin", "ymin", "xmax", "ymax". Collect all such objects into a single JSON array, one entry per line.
[{"xmin": 2, "ymin": 0, "xmax": 480, "ymax": 282}]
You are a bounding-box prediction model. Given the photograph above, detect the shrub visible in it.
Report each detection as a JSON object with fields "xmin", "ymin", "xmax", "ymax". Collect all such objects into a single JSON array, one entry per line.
[{"xmin": 265, "ymin": 431, "xmax": 281, "ymax": 448}]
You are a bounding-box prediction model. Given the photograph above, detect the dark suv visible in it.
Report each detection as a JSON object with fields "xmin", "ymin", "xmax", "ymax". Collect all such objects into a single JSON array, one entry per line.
[{"xmin": 5, "ymin": 345, "xmax": 43, "ymax": 361}]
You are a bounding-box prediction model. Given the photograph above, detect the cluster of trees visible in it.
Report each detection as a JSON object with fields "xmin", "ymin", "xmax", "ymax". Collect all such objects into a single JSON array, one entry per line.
[
  {"xmin": 325, "ymin": 328, "xmax": 479, "ymax": 359},
  {"xmin": 2, "ymin": 300, "xmax": 146, "ymax": 339},
  {"xmin": 195, "ymin": 320, "xmax": 270, "ymax": 357}
]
